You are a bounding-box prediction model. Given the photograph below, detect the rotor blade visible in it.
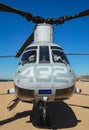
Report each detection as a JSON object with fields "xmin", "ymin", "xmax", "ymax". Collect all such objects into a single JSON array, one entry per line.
[
  {"xmin": 66, "ymin": 53, "xmax": 89, "ymax": 55},
  {"xmin": 75, "ymin": 9, "xmax": 89, "ymax": 18},
  {"xmin": 0, "ymin": 3, "xmax": 32, "ymax": 21},
  {"xmin": 0, "ymin": 55, "xmax": 15, "ymax": 58},
  {"xmin": 56, "ymin": 9, "xmax": 89, "ymax": 25},
  {"xmin": 15, "ymin": 33, "xmax": 34, "ymax": 58},
  {"xmin": 1, "ymin": 3, "xmax": 89, "ymax": 25},
  {"xmin": 65, "ymin": 9, "xmax": 89, "ymax": 21}
]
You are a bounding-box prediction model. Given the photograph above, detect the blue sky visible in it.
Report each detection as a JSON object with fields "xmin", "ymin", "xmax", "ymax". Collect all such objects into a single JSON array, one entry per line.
[{"xmin": 0, "ymin": 0, "xmax": 89, "ymax": 79}]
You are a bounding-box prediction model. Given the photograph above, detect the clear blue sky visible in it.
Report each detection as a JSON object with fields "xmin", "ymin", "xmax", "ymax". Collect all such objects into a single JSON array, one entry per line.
[{"xmin": 0, "ymin": 0, "xmax": 89, "ymax": 79}]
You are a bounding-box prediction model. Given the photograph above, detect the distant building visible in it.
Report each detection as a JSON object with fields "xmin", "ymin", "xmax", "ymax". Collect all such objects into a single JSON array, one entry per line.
[{"xmin": 76, "ymin": 75, "xmax": 89, "ymax": 82}]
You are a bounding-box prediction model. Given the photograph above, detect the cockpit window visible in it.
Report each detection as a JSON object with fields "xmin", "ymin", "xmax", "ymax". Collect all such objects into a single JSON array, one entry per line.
[
  {"xmin": 52, "ymin": 49, "xmax": 69, "ymax": 64},
  {"xmin": 25, "ymin": 46, "xmax": 37, "ymax": 50},
  {"xmin": 39, "ymin": 46, "xmax": 50, "ymax": 63},
  {"xmin": 51, "ymin": 46, "xmax": 63, "ymax": 50},
  {"xmin": 21, "ymin": 50, "xmax": 36, "ymax": 64}
]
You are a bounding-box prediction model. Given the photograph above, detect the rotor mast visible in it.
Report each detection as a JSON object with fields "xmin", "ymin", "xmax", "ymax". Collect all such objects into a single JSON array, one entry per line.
[{"xmin": 34, "ymin": 23, "xmax": 54, "ymax": 43}]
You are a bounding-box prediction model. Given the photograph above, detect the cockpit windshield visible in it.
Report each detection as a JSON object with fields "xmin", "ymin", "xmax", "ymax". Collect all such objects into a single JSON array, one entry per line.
[
  {"xmin": 39, "ymin": 46, "xmax": 50, "ymax": 63},
  {"xmin": 51, "ymin": 46, "xmax": 69, "ymax": 64},
  {"xmin": 21, "ymin": 50, "xmax": 36, "ymax": 64},
  {"xmin": 20, "ymin": 45, "xmax": 69, "ymax": 65}
]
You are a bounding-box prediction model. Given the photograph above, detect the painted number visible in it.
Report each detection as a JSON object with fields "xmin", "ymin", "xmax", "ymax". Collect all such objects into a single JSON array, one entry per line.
[{"xmin": 21, "ymin": 66, "xmax": 67, "ymax": 82}]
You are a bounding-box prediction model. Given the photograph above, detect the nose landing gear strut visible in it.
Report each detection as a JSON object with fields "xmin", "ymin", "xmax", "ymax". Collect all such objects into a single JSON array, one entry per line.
[{"xmin": 37, "ymin": 97, "xmax": 50, "ymax": 126}]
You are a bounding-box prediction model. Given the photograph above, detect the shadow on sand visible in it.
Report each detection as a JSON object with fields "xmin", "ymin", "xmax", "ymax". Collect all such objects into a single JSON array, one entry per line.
[
  {"xmin": 69, "ymin": 103, "xmax": 89, "ymax": 109},
  {"xmin": 0, "ymin": 101, "xmax": 79, "ymax": 129}
]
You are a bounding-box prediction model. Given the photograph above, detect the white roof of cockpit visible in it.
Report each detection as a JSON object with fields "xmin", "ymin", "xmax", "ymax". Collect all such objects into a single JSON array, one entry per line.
[{"xmin": 25, "ymin": 42, "xmax": 63, "ymax": 49}]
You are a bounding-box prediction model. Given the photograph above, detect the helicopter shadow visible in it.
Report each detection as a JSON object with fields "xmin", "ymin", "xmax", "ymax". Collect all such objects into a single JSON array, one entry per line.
[
  {"xmin": 0, "ymin": 101, "xmax": 79, "ymax": 129},
  {"xmin": 29, "ymin": 101, "xmax": 79, "ymax": 129},
  {"xmin": 79, "ymin": 93, "xmax": 89, "ymax": 97},
  {"xmin": 69, "ymin": 103, "xmax": 89, "ymax": 109}
]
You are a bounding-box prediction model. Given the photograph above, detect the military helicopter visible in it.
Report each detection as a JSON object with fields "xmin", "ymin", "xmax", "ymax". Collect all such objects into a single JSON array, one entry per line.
[{"xmin": 0, "ymin": 3, "xmax": 89, "ymax": 125}]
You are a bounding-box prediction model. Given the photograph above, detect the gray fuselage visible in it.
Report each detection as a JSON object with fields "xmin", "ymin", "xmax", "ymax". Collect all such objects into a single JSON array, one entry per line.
[{"xmin": 14, "ymin": 43, "xmax": 76, "ymax": 102}]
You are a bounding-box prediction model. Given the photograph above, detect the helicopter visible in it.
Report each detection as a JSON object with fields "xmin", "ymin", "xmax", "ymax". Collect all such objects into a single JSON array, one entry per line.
[{"xmin": 0, "ymin": 3, "xmax": 89, "ymax": 125}]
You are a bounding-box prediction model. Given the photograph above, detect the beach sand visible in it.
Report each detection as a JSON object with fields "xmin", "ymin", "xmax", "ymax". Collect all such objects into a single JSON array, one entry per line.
[{"xmin": 0, "ymin": 82, "xmax": 89, "ymax": 130}]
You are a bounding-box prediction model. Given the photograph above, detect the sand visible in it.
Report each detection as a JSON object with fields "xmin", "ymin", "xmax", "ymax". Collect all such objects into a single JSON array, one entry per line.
[{"xmin": 0, "ymin": 81, "xmax": 89, "ymax": 130}]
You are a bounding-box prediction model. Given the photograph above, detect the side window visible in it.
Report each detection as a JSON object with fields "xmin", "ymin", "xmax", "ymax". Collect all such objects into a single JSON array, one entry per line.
[
  {"xmin": 52, "ymin": 50, "xmax": 61, "ymax": 62},
  {"xmin": 39, "ymin": 46, "xmax": 50, "ymax": 63},
  {"xmin": 21, "ymin": 50, "xmax": 36, "ymax": 64},
  {"xmin": 52, "ymin": 48, "xmax": 70, "ymax": 64}
]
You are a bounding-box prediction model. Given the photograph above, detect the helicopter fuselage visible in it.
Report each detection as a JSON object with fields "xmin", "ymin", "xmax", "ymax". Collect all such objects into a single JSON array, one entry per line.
[{"xmin": 14, "ymin": 43, "xmax": 76, "ymax": 103}]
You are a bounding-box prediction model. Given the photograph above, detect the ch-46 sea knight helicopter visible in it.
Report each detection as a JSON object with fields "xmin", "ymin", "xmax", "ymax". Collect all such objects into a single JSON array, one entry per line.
[{"xmin": 0, "ymin": 3, "xmax": 89, "ymax": 125}]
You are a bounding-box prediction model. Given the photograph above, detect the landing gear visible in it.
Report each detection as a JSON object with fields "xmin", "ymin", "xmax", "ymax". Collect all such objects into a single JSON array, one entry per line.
[
  {"xmin": 74, "ymin": 88, "xmax": 82, "ymax": 94},
  {"xmin": 37, "ymin": 100, "xmax": 50, "ymax": 126},
  {"xmin": 7, "ymin": 97, "xmax": 20, "ymax": 111}
]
